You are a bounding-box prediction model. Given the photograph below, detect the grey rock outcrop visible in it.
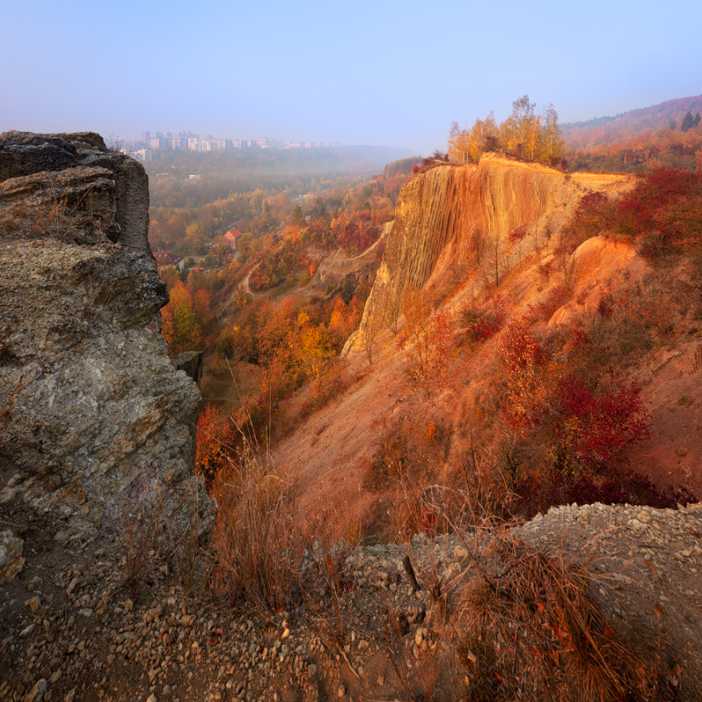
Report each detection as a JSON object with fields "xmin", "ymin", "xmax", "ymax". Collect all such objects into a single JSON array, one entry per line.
[{"xmin": 0, "ymin": 132, "xmax": 209, "ymax": 539}]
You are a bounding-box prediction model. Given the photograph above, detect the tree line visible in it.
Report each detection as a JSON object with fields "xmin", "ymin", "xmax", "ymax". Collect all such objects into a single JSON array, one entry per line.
[{"xmin": 448, "ymin": 95, "xmax": 565, "ymax": 167}]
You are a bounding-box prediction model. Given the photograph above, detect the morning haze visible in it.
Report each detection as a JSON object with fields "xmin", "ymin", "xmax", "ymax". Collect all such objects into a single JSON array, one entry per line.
[{"xmin": 2, "ymin": 0, "xmax": 701, "ymax": 152}]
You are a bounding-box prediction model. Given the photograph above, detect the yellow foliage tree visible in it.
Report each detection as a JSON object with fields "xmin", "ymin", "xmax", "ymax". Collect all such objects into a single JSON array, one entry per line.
[
  {"xmin": 161, "ymin": 280, "xmax": 203, "ymax": 353},
  {"xmin": 449, "ymin": 96, "xmax": 565, "ymax": 166}
]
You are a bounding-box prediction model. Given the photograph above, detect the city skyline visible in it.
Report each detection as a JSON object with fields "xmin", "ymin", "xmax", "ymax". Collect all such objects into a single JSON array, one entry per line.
[{"xmin": 108, "ymin": 130, "xmax": 351, "ymax": 162}]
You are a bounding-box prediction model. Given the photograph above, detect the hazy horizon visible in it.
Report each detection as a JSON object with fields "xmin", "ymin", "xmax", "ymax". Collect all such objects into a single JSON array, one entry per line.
[{"xmin": 3, "ymin": 0, "xmax": 701, "ymax": 153}]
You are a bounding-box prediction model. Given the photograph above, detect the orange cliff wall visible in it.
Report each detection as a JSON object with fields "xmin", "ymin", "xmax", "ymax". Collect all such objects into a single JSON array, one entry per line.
[{"xmin": 345, "ymin": 154, "xmax": 632, "ymax": 353}]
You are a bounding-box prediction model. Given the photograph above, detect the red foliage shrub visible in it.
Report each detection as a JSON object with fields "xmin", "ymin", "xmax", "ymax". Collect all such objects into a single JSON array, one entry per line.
[
  {"xmin": 565, "ymin": 168, "xmax": 702, "ymax": 259},
  {"xmin": 500, "ymin": 322, "xmax": 544, "ymax": 374},
  {"xmin": 618, "ymin": 168, "xmax": 699, "ymax": 235},
  {"xmin": 556, "ymin": 376, "xmax": 650, "ymax": 467},
  {"xmin": 500, "ymin": 322, "xmax": 548, "ymax": 433}
]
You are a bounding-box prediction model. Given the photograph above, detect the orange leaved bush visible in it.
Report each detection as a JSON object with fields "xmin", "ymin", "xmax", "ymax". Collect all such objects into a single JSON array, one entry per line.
[{"xmin": 195, "ymin": 404, "xmax": 233, "ymax": 486}]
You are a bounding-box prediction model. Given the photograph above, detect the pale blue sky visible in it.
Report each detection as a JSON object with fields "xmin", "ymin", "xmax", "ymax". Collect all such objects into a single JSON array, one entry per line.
[{"xmin": 2, "ymin": 1, "xmax": 700, "ymax": 151}]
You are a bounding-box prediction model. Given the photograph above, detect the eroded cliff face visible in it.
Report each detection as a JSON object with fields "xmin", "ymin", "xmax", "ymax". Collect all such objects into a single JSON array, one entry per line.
[
  {"xmin": 347, "ymin": 154, "xmax": 631, "ymax": 351},
  {"xmin": 0, "ymin": 132, "xmax": 207, "ymax": 543}
]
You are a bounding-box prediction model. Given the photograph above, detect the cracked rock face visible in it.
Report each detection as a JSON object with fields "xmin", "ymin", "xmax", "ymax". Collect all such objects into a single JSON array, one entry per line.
[{"xmin": 0, "ymin": 132, "xmax": 209, "ymax": 539}]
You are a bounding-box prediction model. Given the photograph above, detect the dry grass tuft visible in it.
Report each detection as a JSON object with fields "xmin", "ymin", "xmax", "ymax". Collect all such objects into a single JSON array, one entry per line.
[
  {"xmin": 451, "ymin": 535, "xmax": 670, "ymax": 701},
  {"xmin": 120, "ymin": 485, "xmax": 210, "ymax": 598},
  {"xmin": 210, "ymin": 439, "xmax": 306, "ymax": 612},
  {"xmin": 363, "ymin": 418, "xmax": 517, "ymax": 542}
]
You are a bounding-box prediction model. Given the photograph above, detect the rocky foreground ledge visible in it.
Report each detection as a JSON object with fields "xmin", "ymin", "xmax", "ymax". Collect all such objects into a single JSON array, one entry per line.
[
  {"xmin": 0, "ymin": 500, "xmax": 701, "ymax": 701},
  {"xmin": 0, "ymin": 131, "xmax": 209, "ymax": 552}
]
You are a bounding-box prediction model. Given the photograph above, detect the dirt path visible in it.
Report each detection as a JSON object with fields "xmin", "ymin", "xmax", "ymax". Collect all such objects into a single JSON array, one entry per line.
[{"xmin": 239, "ymin": 261, "xmax": 261, "ymax": 296}]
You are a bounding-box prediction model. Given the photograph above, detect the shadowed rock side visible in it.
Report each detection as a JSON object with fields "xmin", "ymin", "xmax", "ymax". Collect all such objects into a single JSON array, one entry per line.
[
  {"xmin": 0, "ymin": 132, "xmax": 208, "ymax": 545},
  {"xmin": 345, "ymin": 154, "xmax": 632, "ymax": 352}
]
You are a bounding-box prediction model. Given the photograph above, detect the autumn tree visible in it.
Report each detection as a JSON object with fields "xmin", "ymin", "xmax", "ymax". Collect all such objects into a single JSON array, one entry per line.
[
  {"xmin": 329, "ymin": 295, "xmax": 361, "ymax": 342},
  {"xmin": 539, "ymin": 105, "xmax": 565, "ymax": 164},
  {"xmin": 500, "ymin": 95, "xmax": 539, "ymax": 160},
  {"xmin": 161, "ymin": 280, "xmax": 203, "ymax": 353},
  {"xmin": 185, "ymin": 222, "xmax": 206, "ymax": 253},
  {"xmin": 468, "ymin": 114, "xmax": 499, "ymax": 162},
  {"xmin": 195, "ymin": 405, "xmax": 233, "ymax": 485},
  {"xmin": 449, "ymin": 121, "xmax": 472, "ymax": 163},
  {"xmin": 291, "ymin": 310, "xmax": 336, "ymax": 383}
]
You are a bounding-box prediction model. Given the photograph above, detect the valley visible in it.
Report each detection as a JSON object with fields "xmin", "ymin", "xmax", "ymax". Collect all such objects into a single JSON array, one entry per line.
[{"xmin": 2, "ymin": 92, "xmax": 702, "ymax": 701}]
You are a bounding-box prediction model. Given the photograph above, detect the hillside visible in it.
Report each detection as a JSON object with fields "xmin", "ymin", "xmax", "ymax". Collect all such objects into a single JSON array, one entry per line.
[
  {"xmin": 3, "ymin": 134, "xmax": 702, "ymax": 701},
  {"xmin": 563, "ymin": 95, "xmax": 702, "ymax": 148},
  {"xmin": 269, "ymin": 151, "xmax": 702, "ymax": 549}
]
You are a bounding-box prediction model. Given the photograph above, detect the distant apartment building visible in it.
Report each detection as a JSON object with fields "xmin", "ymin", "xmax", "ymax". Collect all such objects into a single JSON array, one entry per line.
[
  {"xmin": 148, "ymin": 133, "xmax": 174, "ymax": 151},
  {"xmin": 185, "ymin": 136, "xmax": 228, "ymax": 152},
  {"xmin": 169, "ymin": 133, "xmax": 188, "ymax": 151}
]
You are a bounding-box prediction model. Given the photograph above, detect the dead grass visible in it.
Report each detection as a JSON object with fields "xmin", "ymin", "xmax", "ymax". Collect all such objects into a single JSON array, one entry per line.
[
  {"xmin": 448, "ymin": 535, "xmax": 670, "ymax": 702},
  {"xmin": 360, "ymin": 520, "xmax": 668, "ymax": 701},
  {"xmin": 363, "ymin": 417, "xmax": 518, "ymax": 543},
  {"xmin": 120, "ymin": 484, "xmax": 210, "ymax": 599},
  {"xmin": 210, "ymin": 439, "xmax": 307, "ymax": 612}
]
